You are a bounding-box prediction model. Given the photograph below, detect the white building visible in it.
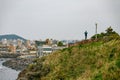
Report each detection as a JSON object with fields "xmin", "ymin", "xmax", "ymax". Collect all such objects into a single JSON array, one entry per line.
[{"xmin": 37, "ymin": 45, "xmax": 52, "ymax": 57}]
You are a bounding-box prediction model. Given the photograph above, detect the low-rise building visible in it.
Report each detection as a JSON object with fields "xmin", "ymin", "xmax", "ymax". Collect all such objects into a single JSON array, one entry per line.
[
  {"xmin": 37, "ymin": 45, "xmax": 52, "ymax": 57},
  {"xmin": 0, "ymin": 45, "xmax": 9, "ymax": 53}
]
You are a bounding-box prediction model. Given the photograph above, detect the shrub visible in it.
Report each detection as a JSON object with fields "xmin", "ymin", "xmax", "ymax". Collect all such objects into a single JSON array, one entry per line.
[
  {"xmin": 93, "ymin": 71, "xmax": 103, "ymax": 80},
  {"xmin": 115, "ymin": 59, "xmax": 120, "ymax": 68}
]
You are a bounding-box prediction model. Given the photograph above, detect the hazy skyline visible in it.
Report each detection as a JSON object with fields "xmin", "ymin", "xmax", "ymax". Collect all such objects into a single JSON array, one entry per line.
[{"xmin": 0, "ymin": 0, "xmax": 120, "ymax": 40}]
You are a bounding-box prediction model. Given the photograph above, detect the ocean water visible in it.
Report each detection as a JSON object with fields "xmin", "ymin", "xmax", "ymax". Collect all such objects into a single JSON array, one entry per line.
[{"xmin": 0, "ymin": 58, "xmax": 20, "ymax": 80}]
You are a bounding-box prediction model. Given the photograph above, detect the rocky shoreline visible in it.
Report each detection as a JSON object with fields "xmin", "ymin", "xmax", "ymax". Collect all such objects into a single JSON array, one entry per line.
[
  {"xmin": 0, "ymin": 53, "xmax": 20, "ymax": 58},
  {"xmin": 0, "ymin": 53, "xmax": 34, "ymax": 71},
  {"xmin": 2, "ymin": 58, "xmax": 33, "ymax": 71}
]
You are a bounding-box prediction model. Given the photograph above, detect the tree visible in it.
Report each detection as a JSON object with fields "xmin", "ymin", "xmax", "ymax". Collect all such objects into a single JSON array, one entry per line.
[
  {"xmin": 91, "ymin": 26, "xmax": 120, "ymax": 40},
  {"xmin": 57, "ymin": 41, "xmax": 63, "ymax": 46},
  {"xmin": 105, "ymin": 26, "xmax": 113, "ymax": 34}
]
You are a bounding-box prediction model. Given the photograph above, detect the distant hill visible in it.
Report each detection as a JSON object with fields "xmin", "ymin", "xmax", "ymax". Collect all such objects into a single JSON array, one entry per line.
[{"xmin": 0, "ymin": 34, "xmax": 26, "ymax": 41}]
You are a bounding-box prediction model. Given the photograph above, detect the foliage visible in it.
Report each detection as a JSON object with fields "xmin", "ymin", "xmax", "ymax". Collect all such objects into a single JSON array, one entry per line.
[
  {"xmin": 91, "ymin": 27, "xmax": 120, "ymax": 41},
  {"xmin": 93, "ymin": 71, "xmax": 103, "ymax": 80},
  {"xmin": 105, "ymin": 26, "xmax": 113, "ymax": 34},
  {"xmin": 57, "ymin": 41, "xmax": 64, "ymax": 46},
  {"xmin": 115, "ymin": 59, "xmax": 120, "ymax": 68},
  {"xmin": 18, "ymin": 27, "xmax": 120, "ymax": 80},
  {"xmin": 18, "ymin": 39, "xmax": 120, "ymax": 80}
]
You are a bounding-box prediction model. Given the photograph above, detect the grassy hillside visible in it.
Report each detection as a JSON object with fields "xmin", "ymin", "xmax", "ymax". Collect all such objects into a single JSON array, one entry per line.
[
  {"xmin": 17, "ymin": 27, "xmax": 120, "ymax": 80},
  {"xmin": 17, "ymin": 39, "xmax": 120, "ymax": 80}
]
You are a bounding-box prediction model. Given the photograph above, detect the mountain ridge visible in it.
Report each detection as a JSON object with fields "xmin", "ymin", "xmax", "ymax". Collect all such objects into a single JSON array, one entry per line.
[{"xmin": 0, "ymin": 34, "xmax": 26, "ymax": 41}]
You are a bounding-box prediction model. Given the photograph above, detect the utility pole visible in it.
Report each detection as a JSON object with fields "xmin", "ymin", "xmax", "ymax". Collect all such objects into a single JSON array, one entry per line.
[{"xmin": 95, "ymin": 23, "xmax": 97, "ymax": 39}]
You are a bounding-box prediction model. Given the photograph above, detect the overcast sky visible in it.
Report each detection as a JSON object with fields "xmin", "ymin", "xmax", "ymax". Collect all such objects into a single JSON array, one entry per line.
[{"xmin": 0, "ymin": 0, "xmax": 120, "ymax": 40}]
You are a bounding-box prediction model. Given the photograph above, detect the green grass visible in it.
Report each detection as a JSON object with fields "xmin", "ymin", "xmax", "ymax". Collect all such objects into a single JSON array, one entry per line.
[{"xmin": 18, "ymin": 39, "xmax": 120, "ymax": 80}]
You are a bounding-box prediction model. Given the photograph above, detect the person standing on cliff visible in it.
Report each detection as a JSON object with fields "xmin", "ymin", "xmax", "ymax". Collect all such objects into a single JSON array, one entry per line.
[{"xmin": 84, "ymin": 31, "xmax": 88, "ymax": 40}]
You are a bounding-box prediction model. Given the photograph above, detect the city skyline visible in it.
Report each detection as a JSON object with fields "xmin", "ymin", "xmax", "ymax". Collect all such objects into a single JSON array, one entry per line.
[{"xmin": 0, "ymin": 0, "xmax": 120, "ymax": 40}]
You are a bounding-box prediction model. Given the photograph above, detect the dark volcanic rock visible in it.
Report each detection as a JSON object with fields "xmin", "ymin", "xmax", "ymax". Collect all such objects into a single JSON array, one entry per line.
[
  {"xmin": 0, "ymin": 53, "xmax": 20, "ymax": 58},
  {"xmin": 2, "ymin": 58, "xmax": 33, "ymax": 71},
  {"xmin": 17, "ymin": 58, "xmax": 50, "ymax": 80}
]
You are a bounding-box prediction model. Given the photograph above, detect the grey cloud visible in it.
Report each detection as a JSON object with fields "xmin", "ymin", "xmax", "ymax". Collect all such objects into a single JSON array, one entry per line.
[{"xmin": 0, "ymin": 0, "xmax": 120, "ymax": 40}]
